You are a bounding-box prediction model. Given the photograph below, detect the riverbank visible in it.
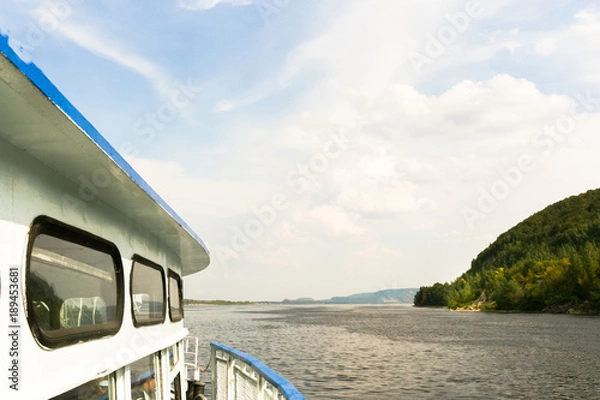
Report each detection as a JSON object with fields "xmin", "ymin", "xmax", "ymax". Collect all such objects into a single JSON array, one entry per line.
[
  {"xmin": 449, "ymin": 303, "xmax": 600, "ymax": 316},
  {"xmin": 184, "ymin": 299, "xmax": 257, "ymax": 306}
]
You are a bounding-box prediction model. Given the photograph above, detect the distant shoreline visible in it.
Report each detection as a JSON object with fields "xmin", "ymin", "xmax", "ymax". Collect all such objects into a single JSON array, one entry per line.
[
  {"xmin": 184, "ymin": 300, "xmax": 257, "ymax": 306},
  {"xmin": 185, "ymin": 288, "xmax": 419, "ymax": 306},
  {"xmin": 184, "ymin": 300, "xmax": 416, "ymax": 306},
  {"xmin": 418, "ymin": 305, "xmax": 600, "ymax": 316}
]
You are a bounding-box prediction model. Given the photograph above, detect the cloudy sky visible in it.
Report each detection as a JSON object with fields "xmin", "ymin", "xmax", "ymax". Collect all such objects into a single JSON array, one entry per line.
[{"xmin": 2, "ymin": 1, "xmax": 600, "ymax": 301}]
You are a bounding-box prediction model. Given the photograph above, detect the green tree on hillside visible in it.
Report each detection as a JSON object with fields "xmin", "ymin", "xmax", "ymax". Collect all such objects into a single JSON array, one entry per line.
[{"xmin": 415, "ymin": 189, "xmax": 600, "ymax": 313}]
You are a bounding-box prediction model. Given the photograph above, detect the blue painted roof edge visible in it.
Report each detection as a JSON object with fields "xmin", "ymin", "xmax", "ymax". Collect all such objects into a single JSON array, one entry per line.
[
  {"xmin": 0, "ymin": 34, "xmax": 209, "ymax": 257},
  {"xmin": 211, "ymin": 342, "xmax": 305, "ymax": 400}
]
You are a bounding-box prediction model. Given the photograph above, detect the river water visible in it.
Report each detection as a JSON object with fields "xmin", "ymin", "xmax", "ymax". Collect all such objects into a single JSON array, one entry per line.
[{"xmin": 185, "ymin": 305, "xmax": 600, "ymax": 399}]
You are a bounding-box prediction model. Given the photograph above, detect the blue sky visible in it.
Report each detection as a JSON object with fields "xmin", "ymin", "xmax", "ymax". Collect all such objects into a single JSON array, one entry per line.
[{"xmin": 2, "ymin": 1, "xmax": 600, "ymax": 301}]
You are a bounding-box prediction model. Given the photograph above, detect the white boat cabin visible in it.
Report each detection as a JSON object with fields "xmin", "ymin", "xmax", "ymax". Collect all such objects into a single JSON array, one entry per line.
[{"xmin": 0, "ymin": 34, "xmax": 210, "ymax": 400}]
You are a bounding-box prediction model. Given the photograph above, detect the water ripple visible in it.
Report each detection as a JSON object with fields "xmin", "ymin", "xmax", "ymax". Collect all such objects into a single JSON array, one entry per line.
[{"xmin": 186, "ymin": 305, "xmax": 600, "ymax": 399}]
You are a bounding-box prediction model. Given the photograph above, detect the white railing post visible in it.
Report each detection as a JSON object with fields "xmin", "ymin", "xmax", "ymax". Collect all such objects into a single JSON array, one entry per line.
[
  {"xmin": 184, "ymin": 336, "xmax": 201, "ymax": 382},
  {"xmin": 211, "ymin": 345, "xmax": 217, "ymax": 400},
  {"xmin": 227, "ymin": 356, "xmax": 235, "ymax": 400},
  {"xmin": 257, "ymin": 375, "xmax": 262, "ymax": 400}
]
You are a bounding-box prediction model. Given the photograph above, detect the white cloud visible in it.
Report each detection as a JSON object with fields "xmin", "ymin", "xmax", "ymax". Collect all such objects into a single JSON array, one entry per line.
[
  {"xmin": 573, "ymin": 9, "xmax": 600, "ymax": 29},
  {"xmin": 279, "ymin": 0, "xmax": 516, "ymax": 94},
  {"xmin": 308, "ymin": 205, "xmax": 364, "ymax": 237},
  {"xmin": 23, "ymin": 0, "xmax": 599, "ymax": 300},
  {"xmin": 281, "ymin": 1, "xmax": 429, "ymax": 97},
  {"xmin": 327, "ymin": 148, "xmax": 421, "ymax": 217},
  {"xmin": 381, "ymin": 74, "xmax": 572, "ymax": 144},
  {"xmin": 337, "ymin": 182, "xmax": 418, "ymax": 216},
  {"xmin": 125, "ymin": 157, "xmax": 278, "ymax": 218},
  {"xmin": 49, "ymin": 22, "xmax": 176, "ymax": 97},
  {"xmin": 490, "ymin": 28, "xmax": 522, "ymax": 55},
  {"xmin": 177, "ymin": 0, "xmax": 253, "ymax": 11},
  {"xmin": 485, "ymin": 7, "xmax": 600, "ymax": 86},
  {"xmin": 180, "ymin": 2, "xmax": 600, "ymax": 299},
  {"xmin": 535, "ymin": 36, "xmax": 558, "ymax": 56},
  {"xmin": 555, "ymin": 9, "xmax": 600, "ymax": 85},
  {"xmin": 352, "ymin": 243, "xmax": 402, "ymax": 259},
  {"xmin": 358, "ymin": 148, "xmax": 398, "ymax": 182},
  {"xmin": 213, "ymin": 92, "xmax": 267, "ymax": 113}
]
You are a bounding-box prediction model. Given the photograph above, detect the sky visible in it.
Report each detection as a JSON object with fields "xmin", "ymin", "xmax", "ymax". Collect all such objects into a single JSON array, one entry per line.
[{"xmin": 2, "ymin": 1, "xmax": 600, "ymax": 301}]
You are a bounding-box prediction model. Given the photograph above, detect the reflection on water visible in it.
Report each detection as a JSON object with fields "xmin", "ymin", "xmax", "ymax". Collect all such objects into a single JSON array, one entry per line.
[{"xmin": 186, "ymin": 305, "xmax": 600, "ymax": 399}]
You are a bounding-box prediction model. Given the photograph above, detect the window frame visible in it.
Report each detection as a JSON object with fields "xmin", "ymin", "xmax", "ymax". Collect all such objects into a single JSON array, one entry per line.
[
  {"xmin": 130, "ymin": 255, "xmax": 166, "ymax": 327},
  {"xmin": 168, "ymin": 270, "xmax": 183, "ymax": 322},
  {"xmin": 26, "ymin": 216, "xmax": 124, "ymax": 348}
]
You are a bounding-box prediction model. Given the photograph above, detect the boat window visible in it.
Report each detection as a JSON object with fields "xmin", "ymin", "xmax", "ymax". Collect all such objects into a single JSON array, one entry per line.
[
  {"xmin": 168, "ymin": 270, "xmax": 183, "ymax": 322},
  {"xmin": 26, "ymin": 217, "xmax": 123, "ymax": 348},
  {"xmin": 131, "ymin": 353, "xmax": 159, "ymax": 400},
  {"xmin": 131, "ymin": 257, "xmax": 165, "ymax": 326},
  {"xmin": 50, "ymin": 375, "xmax": 110, "ymax": 400}
]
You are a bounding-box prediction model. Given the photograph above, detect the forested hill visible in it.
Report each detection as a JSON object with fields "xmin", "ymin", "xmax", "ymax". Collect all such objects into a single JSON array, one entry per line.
[{"xmin": 414, "ymin": 189, "xmax": 600, "ymax": 313}]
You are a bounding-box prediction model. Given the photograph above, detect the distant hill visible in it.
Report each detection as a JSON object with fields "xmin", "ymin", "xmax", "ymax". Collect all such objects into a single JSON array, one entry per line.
[
  {"xmin": 415, "ymin": 189, "xmax": 600, "ymax": 313},
  {"xmin": 282, "ymin": 288, "xmax": 418, "ymax": 305}
]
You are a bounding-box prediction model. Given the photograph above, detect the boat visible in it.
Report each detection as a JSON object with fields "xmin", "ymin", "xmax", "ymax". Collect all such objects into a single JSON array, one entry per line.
[{"xmin": 0, "ymin": 33, "xmax": 304, "ymax": 400}]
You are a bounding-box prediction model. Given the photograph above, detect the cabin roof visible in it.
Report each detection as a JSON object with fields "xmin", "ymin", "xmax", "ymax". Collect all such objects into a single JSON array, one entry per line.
[{"xmin": 0, "ymin": 35, "xmax": 209, "ymax": 275}]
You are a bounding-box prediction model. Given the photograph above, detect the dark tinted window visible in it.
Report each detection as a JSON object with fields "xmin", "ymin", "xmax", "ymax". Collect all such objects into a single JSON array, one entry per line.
[
  {"xmin": 27, "ymin": 217, "xmax": 123, "ymax": 348},
  {"xmin": 168, "ymin": 271, "xmax": 183, "ymax": 322},
  {"xmin": 131, "ymin": 257, "xmax": 165, "ymax": 326}
]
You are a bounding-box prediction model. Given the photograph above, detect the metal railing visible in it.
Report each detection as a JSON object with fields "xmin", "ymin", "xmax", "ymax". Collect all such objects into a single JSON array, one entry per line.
[
  {"xmin": 184, "ymin": 336, "xmax": 203, "ymax": 382},
  {"xmin": 210, "ymin": 342, "xmax": 305, "ymax": 400}
]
